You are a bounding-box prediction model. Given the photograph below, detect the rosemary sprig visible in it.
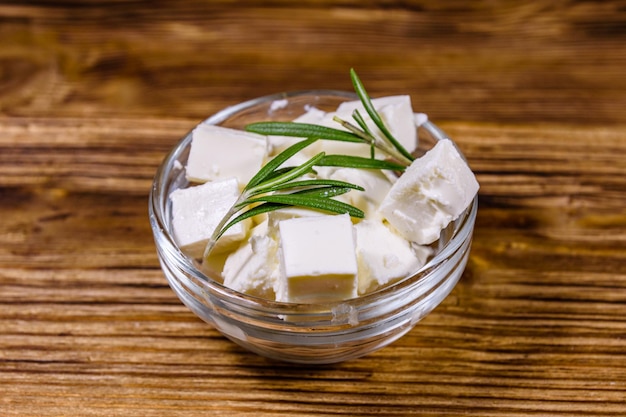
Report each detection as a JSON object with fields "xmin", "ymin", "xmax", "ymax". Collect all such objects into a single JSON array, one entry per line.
[
  {"xmin": 246, "ymin": 69, "xmax": 415, "ymax": 166},
  {"xmin": 348, "ymin": 68, "xmax": 414, "ymax": 163},
  {"xmin": 202, "ymin": 69, "xmax": 412, "ymax": 260},
  {"xmin": 202, "ymin": 138, "xmax": 371, "ymax": 259}
]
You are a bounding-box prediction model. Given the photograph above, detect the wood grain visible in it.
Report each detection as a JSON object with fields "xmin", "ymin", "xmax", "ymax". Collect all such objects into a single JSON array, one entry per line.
[
  {"xmin": 1, "ymin": 1, "xmax": 626, "ymax": 124},
  {"xmin": 1, "ymin": 1, "xmax": 625, "ymax": 416}
]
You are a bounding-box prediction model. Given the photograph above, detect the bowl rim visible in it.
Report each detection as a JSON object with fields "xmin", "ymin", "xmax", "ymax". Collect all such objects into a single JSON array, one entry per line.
[{"xmin": 149, "ymin": 89, "xmax": 478, "ymax": 315}]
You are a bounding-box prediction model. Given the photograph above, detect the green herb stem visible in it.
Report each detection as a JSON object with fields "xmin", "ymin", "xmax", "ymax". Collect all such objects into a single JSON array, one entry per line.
[
  {"xmin": 331, "ymin": 116, "xmax": 412, "ymax": 166},
  {"xmin": 349, "ymin": 68, "xmax": 414, "ymax": 163}
]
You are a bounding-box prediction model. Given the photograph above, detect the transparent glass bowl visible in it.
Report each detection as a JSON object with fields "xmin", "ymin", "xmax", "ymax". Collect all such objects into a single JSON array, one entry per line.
[{"xmin": 149, "ymin": 90, "xmax": 477, "ymax": 364}]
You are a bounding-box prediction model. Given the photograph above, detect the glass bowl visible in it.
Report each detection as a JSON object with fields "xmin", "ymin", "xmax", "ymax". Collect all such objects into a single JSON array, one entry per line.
[{"xmin": 149, "ymin": 90, "xmax": 477, "ymax": 364}]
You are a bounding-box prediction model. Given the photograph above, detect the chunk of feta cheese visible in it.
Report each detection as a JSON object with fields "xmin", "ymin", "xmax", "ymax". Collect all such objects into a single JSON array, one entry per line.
[
  {"xmin": 276, "ymin": 214, "xmax": 358, "ymax": 303},
  {"xmin": 355, "ymin": 219, "xmax": 430, "ymax": 294},
  {"xmin": 222, "ymin": 220, "xmax": 279, "ymax": 299},
  {"xmin": 378, "ymin": 139, "xmax": 479, "ymax": 245},
  {"xmin": 186, "ymin": 124, "xmax": 268, "ymax": 185},
  {"xmin": 169, "ymin": 177, "xmax": 249, "ymax": 258}
]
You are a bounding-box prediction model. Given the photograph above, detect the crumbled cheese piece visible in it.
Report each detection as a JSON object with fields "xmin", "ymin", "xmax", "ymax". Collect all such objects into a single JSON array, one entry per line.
[
  {"xmin": 169, "ymin": 177, "xmax": 249, "ymax": 258},
  {"xmin": 355, "ymin": 219, "xmax": 428, "ymax": 294},
  {"xmin": 379, "ymin": 139, "xmax": 479, "ymax": 244},
  {"xmin": 414, "ymin": 113, "xmax": 428, "ymax": 127},
  {"xmin": 222, "ymin": 221, "xmax": 279, "ymax": 299},
  {"xmin": 186, "ymin": 124, "xmax": 268, "ymax": 185},
  {"xmin": 276, "ymin": 214, "xmax": 358, "ymax": 303},
  {"xmin": 269, "ymin": 99, "xmax": 288, "ymax": 112}
]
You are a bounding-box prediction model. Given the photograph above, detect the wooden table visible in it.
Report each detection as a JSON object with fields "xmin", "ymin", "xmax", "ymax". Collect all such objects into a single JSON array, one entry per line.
[{"xmin": 2, "ymin": 2, "xmax": 625, "ymax": 416}]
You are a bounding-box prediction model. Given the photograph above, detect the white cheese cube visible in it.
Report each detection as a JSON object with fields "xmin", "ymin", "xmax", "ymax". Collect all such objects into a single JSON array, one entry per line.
[
  {"xmin": 222, "ymin": 220, "xmax": 279, "ymax": 299},
  {"xmin": 379, "ymin": 139, "xmax": 479, "ymax": 245},
  {"xmin": 169, "ymin": 177, "xmax": 249, "ymax": 258},
  {"xmin": 355, "ymin": 220, "xmax": 429, "ymax": 294},
  {"xmin": 186, "ymin": 124, "xmax": 268, "ymax": 185},
  {"xmin": 276, "ymin": 214, "xmax": 358, "ymax": 303}
]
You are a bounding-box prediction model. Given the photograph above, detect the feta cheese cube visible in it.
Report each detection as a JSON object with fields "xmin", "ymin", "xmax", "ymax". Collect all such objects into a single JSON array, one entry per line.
[
  {"xmin": 379, "ymin": 139, "xmax": 479, "ymax": 245},
  {"xmin": 355, "ymin": 220, "xmax": 429, "ymax": 294},
  {"xmin": 222, "ymin": 221, "xmax": 279, "ymax": 299},
  {"xmin": 169, "ymin": 177, "xmax": 249, "ymax": 258},
  {"xmin": 186, "ymin": 124, "xmax": 268, "ymax": 185},
  {"xmin": 276, "ymin": 214, "xmax": 358, "ymax": 303}
]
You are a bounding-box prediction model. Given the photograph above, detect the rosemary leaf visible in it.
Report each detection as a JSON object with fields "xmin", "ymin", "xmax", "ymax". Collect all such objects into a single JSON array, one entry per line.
[
  {"xmin": 214, "ymin": 202, "xmax": 287, "ymax": 242},
  {"xmin": 317, "ymin": 154, "xmax": 406, "ymax": 171},
  {"xmin": 261, "ymin": 166, "xmax": 298, "ymax": 181},
  {"xmin": 352, "ymin": 109, "xmax": 376, "ymax": 159},
  {"xmin": 352, "ymin": 109, "xmax": 371, "ymax": 135},
  {"xmin": 331, "ymin": 116, "xmax": 376, "ymax": 145},
  {"xmin": 246, "ymin": 152, "xmax": 326, "ymax": 196},
  {"xmin": 244, "ymin": 194, "xmax": 365, "ymax": 218},
  {"xmin": 293, "ymin": 186, "xmax": 357, "ymax": 199},
  {"xmin": 262, "ymin": 178, "xmax": 365, "ymax": 194},
  {"xmin": 246, "ymin": 122, "xmax": 364, "ymax": 143},
  {"xmin": 220, "ymin": 184, "xmax": 362, "ymax": 239},
  {"xmin": 245, "ymin": 137, "xmax": 318, "ymax": 190}
]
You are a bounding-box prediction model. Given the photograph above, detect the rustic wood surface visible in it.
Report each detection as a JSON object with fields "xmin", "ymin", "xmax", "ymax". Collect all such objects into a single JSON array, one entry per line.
[{"xmin": 1, "ymin": 1, "xmax": 625, "ymax": 416}]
